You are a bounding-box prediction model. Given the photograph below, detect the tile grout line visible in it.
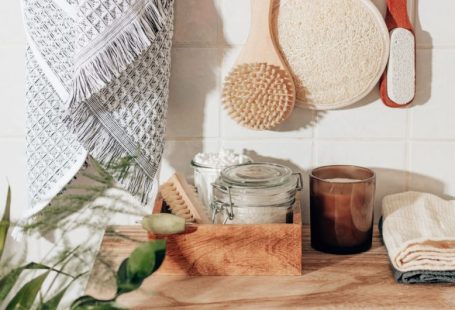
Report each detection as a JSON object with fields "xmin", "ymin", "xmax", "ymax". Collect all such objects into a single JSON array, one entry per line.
[
  {"xmin": 0, "ymin": 43, "xmax": 26, "ymax": 48},
  {"xmin": 171, "ymin": 43, "xmax": 455, "ymax": 50},
  {"xmin": 165, "ymin": 136, "xmax": 455, "ymax": 143},
  {"xmin": 171, "ymin": 44, "xmax": 455, "ymax": 50},
  {"xmin": 406, "ymin": 0, "xmax": 415, "ymax": 190},
  {"xmin": 216, "ymin": 47, "xmax": 222, "ymax": 144},
  {"xmin": 405, "ymin": 109, "xmax": 413, "ymax": 191},
  {"xmin": 0, "ymin": 135, "xmax": 27, "ymax": 140},
  {"xmin": 416, "ymin": 45, "xmax": 455, "ymax": 49},
  {"xmin": 311, "ymin": 111, "xmax": 319, "ymax": 168},
  {"xmin": 216, "ymin": 0, "xmax": 223, "ymax": 149},
  {"xmin": 406, "ymin": 0, "xmax": 416, "ymax": 193},
  {"xmin": 410, "ymin": 0, "xmax": 416, "ymax": 26}
]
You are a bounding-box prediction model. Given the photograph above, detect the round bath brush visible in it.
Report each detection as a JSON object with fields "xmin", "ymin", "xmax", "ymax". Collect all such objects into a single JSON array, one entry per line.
[
  {"xmin": 222, "ymin": 0, "xmax": 296, "ymax": 130},
  {"xmin": 273, "ymin": 0, "xmax": 390, "ymax": 110}
]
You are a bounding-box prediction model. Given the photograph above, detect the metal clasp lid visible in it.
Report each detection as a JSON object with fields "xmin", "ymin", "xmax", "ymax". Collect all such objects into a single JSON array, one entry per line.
[
  {"xmin": 211, "ymin": 183, "xmax": 235, "ymax": 224},
  {"xmin": 293, "ymin": 172, "xmax": 303, "ymax": 191},
  {"xmin": 211, "ymin": 172, "xmax": 303, "ymax": 224}
]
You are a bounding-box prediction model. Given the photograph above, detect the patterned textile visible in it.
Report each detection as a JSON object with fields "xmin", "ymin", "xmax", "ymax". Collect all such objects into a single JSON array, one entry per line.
[{"xmin": 23, "ymin": 0, "xmax": 174, "ymax": 214}]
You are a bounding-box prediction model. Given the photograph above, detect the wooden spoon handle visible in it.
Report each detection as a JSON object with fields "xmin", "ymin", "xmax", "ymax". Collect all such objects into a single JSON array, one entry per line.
[
  {"xmin": 240, "ymin": 0, "xmax": 277, "ymax": 64},
  {"xmin": 385, "ymin": 0, "xmax": 413, "ymax": 31},
  {"xmin": 248, "ymin": 0, "xmax": 274, "ymax": 41}
]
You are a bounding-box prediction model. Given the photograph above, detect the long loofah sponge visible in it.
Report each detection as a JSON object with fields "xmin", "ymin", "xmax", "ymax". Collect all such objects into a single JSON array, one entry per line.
[
  {"xmin": 380, "ymin": 0, "xmax": 415, "ymax": 108},
  {"xmin": 386, "ymin": 28, "xmax": 415, "ymax": 105}
]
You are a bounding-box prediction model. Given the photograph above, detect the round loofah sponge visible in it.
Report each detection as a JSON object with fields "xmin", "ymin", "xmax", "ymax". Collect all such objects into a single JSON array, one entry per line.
[
  {"xmin": 273, "ymin": 0, "xmax": 389, "ymax": 110},
  {"xmin": 222, "ymin": 63, "xmax": 295, "ymax": 130}
]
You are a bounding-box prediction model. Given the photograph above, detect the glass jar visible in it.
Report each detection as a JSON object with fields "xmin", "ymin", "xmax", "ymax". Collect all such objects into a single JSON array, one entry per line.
[
  {"xmin": 211, "ymin": 163, "xmax": 302, "ymax": 224},
  {"xmin": 191, "ymin": 151, "xmax": 252, "ymax": 211}
]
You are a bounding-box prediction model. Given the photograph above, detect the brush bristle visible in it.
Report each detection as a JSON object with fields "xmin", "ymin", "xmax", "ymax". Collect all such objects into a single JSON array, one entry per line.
[
  {"xmin": 160, "ymin": 182, "xmax": 194, "ymax": 222},
  {"xmin": 222, "ymin": 63, "xmax": 294, "ymax": 130}
]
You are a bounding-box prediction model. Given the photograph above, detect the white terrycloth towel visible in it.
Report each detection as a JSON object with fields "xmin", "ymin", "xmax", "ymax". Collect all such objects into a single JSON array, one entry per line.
[
  {"xmin": 23, "ymin": 0, "xmax": 174, "ymax": 217},
  {"xmin": 382, "ymin": 191, "xmax": 455, "ymax": 272}
]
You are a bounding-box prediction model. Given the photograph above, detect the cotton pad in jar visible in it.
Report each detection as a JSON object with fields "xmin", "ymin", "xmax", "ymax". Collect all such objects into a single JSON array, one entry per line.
[{"xmin": 191, "ymin": 149, "xmax": 252, "ymax": 212}]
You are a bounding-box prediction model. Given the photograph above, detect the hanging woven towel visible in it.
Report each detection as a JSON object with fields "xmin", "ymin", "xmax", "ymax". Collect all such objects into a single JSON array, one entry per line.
[{"xmin": 23, "ymin": 0, "xmax": 174, "ymax": 217}]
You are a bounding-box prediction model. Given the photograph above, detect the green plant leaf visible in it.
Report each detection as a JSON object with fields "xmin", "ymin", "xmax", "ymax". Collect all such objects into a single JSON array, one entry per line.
[
  {"xmin": 0, "ymin": 262, "xmax": 55, "ymax": 302},
  {"xmin": 116, "ymin": 240, "xmax": 166, "ymax": 295},
  {"xmin": 39, "ymin": 270, "xmax": 86, "ymax": 310},
  {"xmin": 116, "ymin": 259, "xmax": 135, "ymax": 294},
  {"xmin": 0, "ymin": 267, "xmax": 23, "ymax": 302},
  {"xmin": 39, "ymin": 282, "xmax": 70, "ymax": 310},
  {"xmin": 71, "ymin": 295, "xmax": 125, "ymax": 310},
  {"xmin": 0, "ymin": 185, "xmax": 11, "ymax": 259},
  {"xmin": 6, "ymin": 271, "xmax": 50, "ymax": 310},
  {"xmin": 128, "ymin": 240, "xmax": 166, "ymax": 277}
]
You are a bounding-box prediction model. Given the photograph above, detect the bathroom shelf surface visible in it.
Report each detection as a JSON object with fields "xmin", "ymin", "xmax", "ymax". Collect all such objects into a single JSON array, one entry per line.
[{"xmin": 85, "ymin": 225, "xmax": 455, "ymax": 309}]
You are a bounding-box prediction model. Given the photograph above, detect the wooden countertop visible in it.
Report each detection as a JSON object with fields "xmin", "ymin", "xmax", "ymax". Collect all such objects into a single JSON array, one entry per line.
[{"xmin": 85, "ymin": 226, "xmax": 455, "ymax": 309}]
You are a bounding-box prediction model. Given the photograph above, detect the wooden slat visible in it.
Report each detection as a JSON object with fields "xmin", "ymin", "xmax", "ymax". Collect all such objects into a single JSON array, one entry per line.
[
  {"xmin": 86, "ymin": 226, "xmax": 455, "ymax": 309},
  {"xmin": 146, "ymin": 196, "xmax": 302, "ymax": 276},
  {"xmin": 148, "ymin": 222, "xmax": 301, "ymax": 276}
]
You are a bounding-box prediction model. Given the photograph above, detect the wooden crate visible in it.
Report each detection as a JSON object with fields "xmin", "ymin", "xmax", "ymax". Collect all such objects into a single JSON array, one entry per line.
[{"xmin": 147, "ymin": 197, "xmax": 302, "ymax": 276}]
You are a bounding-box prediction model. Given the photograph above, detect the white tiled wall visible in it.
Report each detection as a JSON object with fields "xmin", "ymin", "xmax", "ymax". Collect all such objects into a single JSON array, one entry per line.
[
  {"xmin": 0, "ymin": 0, "xmax": 27, "ymax": 221},
  {"xmin": 0, "ymin": 0, "xmax": 453, "ymax": 227}
]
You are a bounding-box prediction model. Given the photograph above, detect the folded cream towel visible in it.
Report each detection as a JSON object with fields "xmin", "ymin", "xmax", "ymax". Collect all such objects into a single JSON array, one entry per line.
[{"xmin": 382, "ymin": 191, "xmax": 455, "ymax": 272}]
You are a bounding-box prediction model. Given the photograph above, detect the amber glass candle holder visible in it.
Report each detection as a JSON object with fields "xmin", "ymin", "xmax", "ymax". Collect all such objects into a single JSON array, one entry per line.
[{"xmin": 310, "ymin": 165, "xmax": 376, "ymax": 254}]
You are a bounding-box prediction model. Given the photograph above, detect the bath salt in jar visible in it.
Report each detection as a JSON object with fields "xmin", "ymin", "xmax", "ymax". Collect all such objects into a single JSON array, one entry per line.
[
  {"xmin": 211, "ymin": 163, "xmax": 302, "ymax": 224},
  {"xmin": 191, "ymin": 149, "xmax": 251, "ymax": 212}
]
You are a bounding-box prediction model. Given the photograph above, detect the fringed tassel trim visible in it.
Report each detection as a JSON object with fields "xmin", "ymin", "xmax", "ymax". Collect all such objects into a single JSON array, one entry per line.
[
  {"xmin": 71, "ymin": 0, "xmax": 171, "ymax": 103},
  {"xmin": 65, "ymin": 100, "xmax": 161, "ymax": 206}
]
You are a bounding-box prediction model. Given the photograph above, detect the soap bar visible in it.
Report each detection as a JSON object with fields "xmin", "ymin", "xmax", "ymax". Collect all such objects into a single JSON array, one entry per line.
[{"xmin": 387, "ymin": 28, "xmax": 415, "ymax": 105}]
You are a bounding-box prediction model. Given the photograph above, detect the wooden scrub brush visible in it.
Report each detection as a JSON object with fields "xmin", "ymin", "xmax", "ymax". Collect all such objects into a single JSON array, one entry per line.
[
  {"xmin": 222, "ymin": 0, "xmax": 295, "ymax": 130},
  {"xmin": 160, "ymin": 173, "xmax": 211, "ymax": 224}
]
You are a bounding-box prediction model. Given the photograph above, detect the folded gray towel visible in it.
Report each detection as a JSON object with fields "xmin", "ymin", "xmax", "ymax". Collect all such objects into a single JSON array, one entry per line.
[{"xmin": 394, "ymin": 269, "xmax": 455, "ymax": 284}]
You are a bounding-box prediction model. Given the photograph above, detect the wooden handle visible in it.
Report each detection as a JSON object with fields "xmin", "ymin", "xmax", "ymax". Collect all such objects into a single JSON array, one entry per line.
[
  {"xmin": 245, "ymin": 0, "xmax": 274, "ymax": 51},
  {"xmin": 250, "ymin": 0, "xmax": 273, "ymax": 25},
  {"xmin": 236, "ymin": 0, "xmax": 291, "ymax": 68},
  {"xmin": 385, "ymin": 0, "xmax": 413, "ymax": 31}
]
